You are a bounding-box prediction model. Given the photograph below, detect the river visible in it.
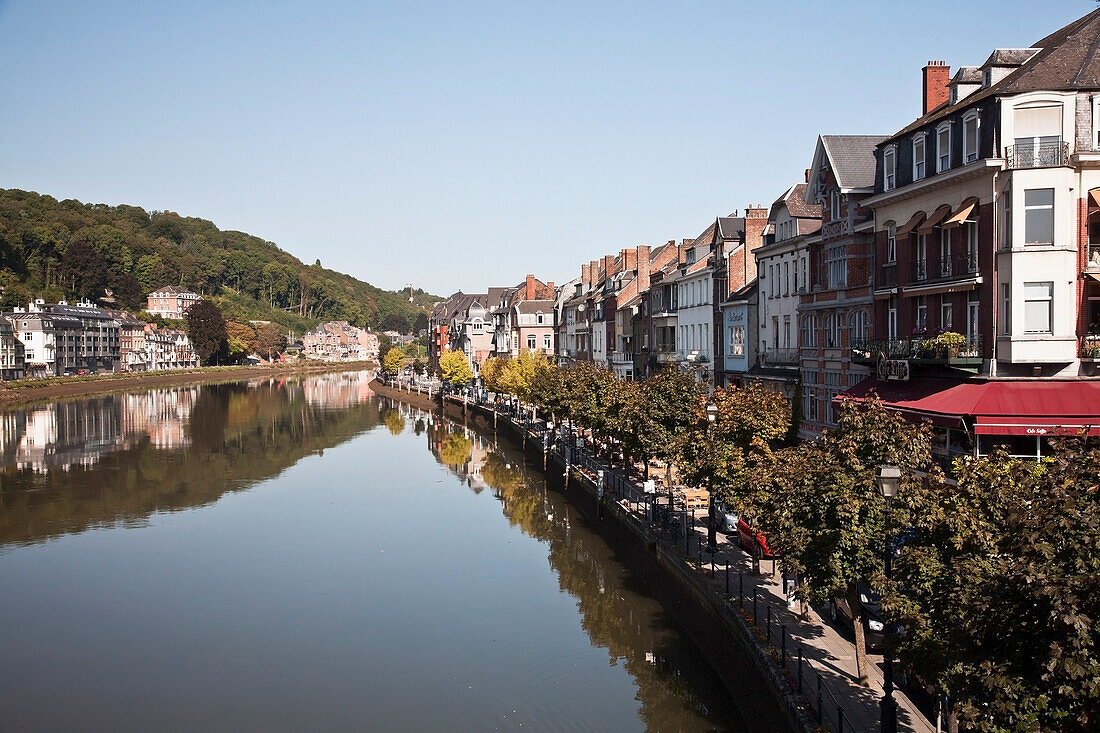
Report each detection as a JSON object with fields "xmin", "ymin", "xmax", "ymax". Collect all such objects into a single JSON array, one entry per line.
[{"xmin": 0, "ymin": 371, "xmax": 746, "ymax": 731}]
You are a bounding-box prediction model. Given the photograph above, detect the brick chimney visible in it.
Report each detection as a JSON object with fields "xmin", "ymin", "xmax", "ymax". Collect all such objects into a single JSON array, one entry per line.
[
  {"xmin": 805, "ymin": 168, "xmax": 811, "ymax": 182},
  {"xmin": 602, "ymin": 254, "xmax": 616, "ymax": 279},
  {"xmin": 589, "ymin": 260, "xmax": 599, "ymax": 287},
  {"xmin": 923, "ymin": 61, "xmax": 951, "ymax": 114},
  {"xmin": 525, "ymin": 274, "xmax": 536, "ymax": 300},
  {"xmin": 740, "ymin": 205, "xmax": 769, "ymax": 294},
  {"xmin": 580, "ymin": 264, "xmax": 590, "ymax": 289},
  {"xmin": 636, "ymin": 245, "xmax": 651, "ymax": 293},
  {"xmin": 623, "ymin": 248, "xmax": 638, "ymax": 273},
  {"xmin": 546, "ymin": 281, "xmax": 554, "ymax": 292}
]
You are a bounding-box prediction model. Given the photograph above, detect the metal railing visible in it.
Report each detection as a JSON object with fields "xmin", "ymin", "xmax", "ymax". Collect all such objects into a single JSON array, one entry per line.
[
  {"xmin": 1087, "ymin": 244, "xmax": 1100, "ymax": 271},
  {"xmin": 760, "ymin": 348, "xmax": 799, "ymax": 366},
  {"xmin": 851, "ymin": 334, "xmax": 982, "ymax": 361},
  {"xmin": 1005, "ymin": 140, "xmax": 1069, "ymax": 168},
  {"xmin": 914, "ymin": 258, "xmax": 927, "ymax": 281}
]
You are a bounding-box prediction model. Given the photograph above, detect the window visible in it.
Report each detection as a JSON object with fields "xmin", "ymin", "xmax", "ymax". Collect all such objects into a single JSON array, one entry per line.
[
  {"xmin": 826, "ymin": 244, "xmax": 846, "ymax": 289},
  {"xmin": 823, "ymin": 313, "xmax": 839, "ymax": 348},
  {"xmin": 729, "ymin": 325, "xmax": 744, "ymax": 356},
  {"xmin": 784, "ymin": 262, "xmax": 790, "ymax": 295},
  {"xmin": 1024, "ymin": 188, "xmax": 1054, "ymax": 245},
  {"xmin": 916, "ymin": 234, "xmax": 928, "ymax": 280},
  {"xmin": 543, "ymin": 335, "xmax": 551, "ymax": 350},
  {"xmin": 941, "ymin": 299, "xmax": 953, "ymax": 331},
  {"xmin": 513, "ymin": 335, "xmax": 518, "ymax": 350},
  {"xmin": 888, "ymin": 297, "xmax": 898, "ymax": 340},
  {"xmin": 965, "ymin": 221, "xmax": 979, "ymax": 272},
  {"xmin": 886, "ymin": 224, "xmax": 897, "ymax": 263},
  {"xmin": 848, "ymin": 310, "xmax": 869, "ymax": 346},
  {"xmin": 1013, "ymin": 105, "xmax": 1061, "ymax": 166},
  {"xmin": 801, "ymin": 313, "xmax": 817, "ymax": 347},
  {"xmin": 916, "ymin": 296, "xmax": 928, "ymax": 332},
  {"xmin": 536, "ymin": 312, "xmax": 544, "ymax": 325},
  {"xmin": 937, "ymin": 123, "xmax": 952, "ymax": 172},
  {"xmin": 940, "ymin": 234, "xmax": 952, "ymax": 277},
  {"xmin": 962, "ymin": 112, "xmax": 979, "ymax": 163},
  {"xmin": 1002, "ymin": 284, "xmax": 1012, "ymax": 335},
  {"xmin": 1000, "ymin": 188, "xmax": 1012, "ymax": 250},
  {"xmin": 783, "ymin": 316, "xmax": 791, "ymax": 348},
  {"xmin": 831, "ymin": 190, "xmax": 842, "ymax": 219},
  {"xmin": 883, "ymin": 146, "xmax": 897, "ymax": 190},
  {"xmin": 1023, "ymin": 282, "xmax": 1053, "ymax": 333},
  {"xmin": 913, "ymin": 134, "xmax": 926, "ymax": 180}
]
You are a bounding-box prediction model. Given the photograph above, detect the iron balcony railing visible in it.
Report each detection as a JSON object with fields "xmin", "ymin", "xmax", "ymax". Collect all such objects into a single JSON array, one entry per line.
[
  {"xmin": 852, "ymin": 334, "xmax": 983, "ymax": 362},
  {"xmin": 759, "ymin": 348, "xmax": 799, "ymax": 366},
  {"xmin": 1005, "ymin": 140, "xmax": 1069, "ymax": 169},
  {"xmin": 915, "ymin": 258, "xmax": 927, "ymax": 281},
  {"xmin": 878, "ymin": 264, "xmax": 897, "ymax": 287}
]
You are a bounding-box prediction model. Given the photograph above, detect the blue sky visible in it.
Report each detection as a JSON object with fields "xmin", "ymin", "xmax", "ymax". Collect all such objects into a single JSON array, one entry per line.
[{"xmin": 0, "ymin": 1, "xmax": 1092, "ymax": 295}]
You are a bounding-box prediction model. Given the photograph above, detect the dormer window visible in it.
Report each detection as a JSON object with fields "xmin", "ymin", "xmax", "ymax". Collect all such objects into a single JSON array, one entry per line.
[
  {"xmin": 913, "ymin": 134, "xmax": 926, "ymax": 180},
  {"xmin": 685, "ymin": 249, "xmax": 696, "ymax": 265},
  {"xmin": 963, "ymin": 112, "xmax": 980, "ymax": 163},
  {"xmin": 536, "ymin": 312, "xmax": 544, "ymax": 325},
  {"xmin": 937, "ymin": 123, "xmax": 952, "ymax": 172},
  {"xmin": 883, "ymin": 146, "xmax": 897, "ymax": 191}
]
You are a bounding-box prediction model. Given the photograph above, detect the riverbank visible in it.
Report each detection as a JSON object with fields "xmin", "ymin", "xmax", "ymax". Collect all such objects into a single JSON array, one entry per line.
[
  {"xmin": 0, "ymin": 361, "xmax": 376, "ymax": 409},
  {"xmin": 369, "ymin": 377, "xmax": 441, "ymax": 411}
]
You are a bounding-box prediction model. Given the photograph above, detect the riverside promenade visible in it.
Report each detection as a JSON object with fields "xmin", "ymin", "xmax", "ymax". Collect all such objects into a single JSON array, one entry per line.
[{"xmin": 375, "ymin": 376, "xmax": 938, "ymax": 733}]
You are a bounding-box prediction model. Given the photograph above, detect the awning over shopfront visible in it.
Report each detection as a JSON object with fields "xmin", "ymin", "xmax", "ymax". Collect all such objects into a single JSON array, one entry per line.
[{"xmin": 838, "ymin": 378, "xmax": 1100, "ymax": 435}]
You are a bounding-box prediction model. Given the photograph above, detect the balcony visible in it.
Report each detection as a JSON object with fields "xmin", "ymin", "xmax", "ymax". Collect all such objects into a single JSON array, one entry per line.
[
  {"xmin": 915, "ymin": 258, "xmax": 927, "ymax": 281},
  {"xmin": 1005, "ymin": 140, "xmax": 1069, "ymax": 169},
  {"xmin": 653, "ymin": 346, "xmax": 677, "ymax": 363},
  {"xmin": 852, "ymin": 334, "xmax": 983, "ymax": 368},
  {"xmin": 610, "ymin": 350, "xmax": 633, "ymax": 365},
  {"xmin": 878, "ymin": 264, "xmax": 897, "ymax": 288},
  {"xmin": 759, "ymin": 348, "xmax": 799, "ymax": 367}
]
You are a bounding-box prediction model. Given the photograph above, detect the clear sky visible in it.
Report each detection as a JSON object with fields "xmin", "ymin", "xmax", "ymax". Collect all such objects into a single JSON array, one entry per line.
[{"xmin": 0, "ymin": 1, "xmax": 1093, "ymax": 295}]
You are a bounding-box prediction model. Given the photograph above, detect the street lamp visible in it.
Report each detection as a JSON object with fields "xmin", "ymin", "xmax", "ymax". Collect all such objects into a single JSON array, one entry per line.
[
  {"xmin": 705, "ymin": 402, "xmax": 719, "ymax": 553},
  {"xmin": 875, "ymin": 464, "xmax": 902, "ymax": 733}
]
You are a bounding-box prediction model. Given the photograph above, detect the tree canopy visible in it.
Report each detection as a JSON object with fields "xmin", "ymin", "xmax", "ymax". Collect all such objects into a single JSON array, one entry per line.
[
  {"xmin": 438, "ymin": 351, "xmax": 473, "ymax": 386},
  {"xmin": 185, "ymin": 299, "xmax": 228, "ymax": 365}
]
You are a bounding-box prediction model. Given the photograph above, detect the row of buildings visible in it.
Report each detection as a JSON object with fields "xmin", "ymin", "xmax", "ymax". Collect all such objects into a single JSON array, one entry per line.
[
  {"xmin": 0, "ymin": 299, "xmax": 200, "ymax": 378},
  {"xmin": 301, "ymin": 321, "xmax": 380, "ymax": 361},
  {"xmin": 431, "ymin": 9, "xmax": 1100, "ymax": 464}
]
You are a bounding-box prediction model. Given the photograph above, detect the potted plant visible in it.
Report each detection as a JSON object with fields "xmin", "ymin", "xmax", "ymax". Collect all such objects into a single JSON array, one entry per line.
[{"xmin": 936, "ymin": 331, "xmax": 966, "ymax": 358}]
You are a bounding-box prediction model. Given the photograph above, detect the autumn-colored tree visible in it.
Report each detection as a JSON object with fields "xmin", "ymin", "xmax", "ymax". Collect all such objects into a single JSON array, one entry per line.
[
  {"xmin": 225, "ymin": 321, "xmax": 258, "ymax": 362},
  {"xmin": 890, "ymin": 438, "xmax": 1100, "ymax": 732},
  {"xmin": 382, "ymin": 347, "xmax": 406, "ymax": 375},
  {"xmin": 438, "ymin": 350, "xmax": 473, "ymax": 386},
  {"xmin": 498, "ymin": 350, "xmax": 546, "ymax": 403},
  {"xmin": 255, "ymin": 322, "xmax": 286, "ymax": 360},
  {"xmin": 479, "ymin": 356, "xmax": 505, "ymax": 393}
]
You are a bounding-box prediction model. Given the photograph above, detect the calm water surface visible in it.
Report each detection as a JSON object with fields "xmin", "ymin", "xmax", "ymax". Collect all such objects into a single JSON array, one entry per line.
[{"xmin": 0, "ymin": 372, "xmax": 745, "ymax": 731}]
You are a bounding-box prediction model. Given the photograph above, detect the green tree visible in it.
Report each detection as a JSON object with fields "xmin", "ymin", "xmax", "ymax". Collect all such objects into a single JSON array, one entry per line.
[
  {"xmin": 479, "ymin": 356, "xmax": 505, "ymax": 393},
  {"xmin": 763, "ymin": 396, "xmax": 931, "ymax": 685},
  {"xmin": 891, "ymin": 439, "xmax": 1100, "ymax": 732},
  {"xmin": 438, "ymin": 350, "xmax": 473, "ymax": 386},
  {"xmin": 499, "ymin": 350, "xmax": 546, "ymax": 403},
  {"xmin": 383, "ymin": 347, "xmax": 406, "ymax": 375},
  {"xmin": 636, "ymin": 366, "xmax": 702, "ymax": 482},
  {"xmin": 185, "ymin": 299, "xmax": 228, "ymax": 365}
]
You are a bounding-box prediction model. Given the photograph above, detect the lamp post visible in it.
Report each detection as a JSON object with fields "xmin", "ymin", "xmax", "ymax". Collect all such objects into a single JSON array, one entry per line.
[
  {"xmin": 875, "ymin": 464, "xmax": 902, "ymax": 733},
  {"xmin": 705, "ymin": 401, "xmax": 719, "ymax": 553}
]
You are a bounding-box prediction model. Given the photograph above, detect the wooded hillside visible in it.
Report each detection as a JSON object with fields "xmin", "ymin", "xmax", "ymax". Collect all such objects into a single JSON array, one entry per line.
[{"xmin": 0, "ymin": 189, "xmax": 437, "ymax": 333}]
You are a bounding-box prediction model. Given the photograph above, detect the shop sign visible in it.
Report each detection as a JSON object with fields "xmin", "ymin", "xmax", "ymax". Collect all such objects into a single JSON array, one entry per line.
[{"xmin": 877, "ymin": 355, "xmax": 910, "ymax": 381}]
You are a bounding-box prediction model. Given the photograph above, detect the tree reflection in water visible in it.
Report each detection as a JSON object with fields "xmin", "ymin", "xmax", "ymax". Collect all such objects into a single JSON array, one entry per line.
[{"xmin": 424, "ymin": 414, "xmax": 742, "ymax": 732}]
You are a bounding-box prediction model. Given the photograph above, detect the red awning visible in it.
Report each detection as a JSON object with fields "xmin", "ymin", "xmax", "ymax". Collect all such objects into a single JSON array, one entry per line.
[{"xmin": 838, "ymin": 378, "xmax": 1100, "ymax": 435}]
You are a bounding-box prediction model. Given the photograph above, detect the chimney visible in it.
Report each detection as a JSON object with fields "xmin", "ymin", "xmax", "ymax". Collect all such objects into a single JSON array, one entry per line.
[
  {"xmin": 581, "ymin": 264, "xmax": 591, "ymax": 289},
  {"xmin": 603, "ymin": 254, "xmax": 616, "ymax": 279},
  {"xmin": 623, "ymin": 248, "xmax": 638, "ymax": 273},
  {"xmin": 546, "ymin": 281, "xmax": 554, "ymax": 292},
  {"xmin": 525, "ymin": 274, "xmax": 535, "ymax": 301},
  {"xmin": 636, "ymin": 245, "xmax": 651, "ymax": 293},
  {"xmin": 923, "ymin": 61, "xmax": 951, "ymax": 114},
  {"xmin": 739, "ymin": 206, "xmax": 769, "ymax": 295},
  {"xmin": 804, "ymin": 168, "xmax": 811, "ymax": 182}
]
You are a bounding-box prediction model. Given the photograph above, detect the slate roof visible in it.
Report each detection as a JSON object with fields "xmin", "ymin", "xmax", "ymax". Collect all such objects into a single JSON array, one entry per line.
[
  {"xmin": 891, "ymin": 8, "xmax": 1100, "ymax": 138},
  {"xmin": 821, "ymin": 135, "xmax": 889, "ymax": 189},
  {"xmin": 717, "ymin": 216, "xmax": 746, "ymax": 240},
  {"xmin": 784, "ymin": 183, "xmax": 821, "ymax": 218},
  {"xmin": 515, "ymin": 300, "xmax": 554, "ymax": 315}
]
